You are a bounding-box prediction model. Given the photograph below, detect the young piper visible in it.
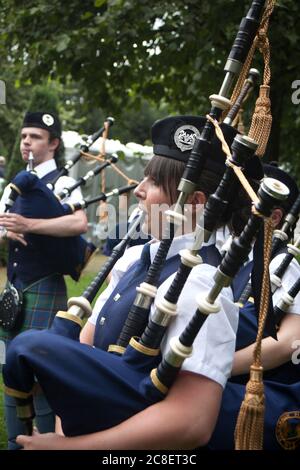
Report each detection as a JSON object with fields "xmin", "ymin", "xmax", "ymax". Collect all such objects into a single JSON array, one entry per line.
[
  {"xmin": 0, "ymin": 111, "xmax": 87, "ymax": 449},
  {"xmin": 6, "ymin": 115, "xmax": 261, "ymax": 450}
]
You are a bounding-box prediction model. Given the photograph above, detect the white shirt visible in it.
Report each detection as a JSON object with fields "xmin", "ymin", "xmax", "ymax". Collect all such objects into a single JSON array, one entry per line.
[
  {"xmin": 0, "ymin": 159, "xmax": 83, "ymax": 212},
  {"xmin": 90, "ymin": 232, "xmax": 213, "ymax": 325},
  {"xmin": 89, "ymin": 231, "xmax": 239, "ymax": 388}
]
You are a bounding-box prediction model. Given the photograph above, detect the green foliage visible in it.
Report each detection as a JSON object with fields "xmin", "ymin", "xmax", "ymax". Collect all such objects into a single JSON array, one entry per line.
[
  {"xmin": 0, "ymin": 1, "xmax": 300, "ymax": 176},
  {"xmin": 6, "ymin": 136, "xmax": 23, "ymax": 183},
  {"xmin": 5, "ymin": 84, "xmax": 65, "ymax": 180},
  {"xmin": 28, "ymin": 84, "xmax": 59, "ymax": 113},
  {"xmin": 0, "ymin": 72, "xmax": 29, "ymax": 175},
  {"xmin": 112, "ymin": 99, "xmax": 171, "ymax": 145}
]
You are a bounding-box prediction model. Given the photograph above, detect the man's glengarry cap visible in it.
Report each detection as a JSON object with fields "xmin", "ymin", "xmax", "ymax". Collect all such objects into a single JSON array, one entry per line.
[{"xmin": 22, "ymin": 111, "xmax": 62, "ymax": 138}]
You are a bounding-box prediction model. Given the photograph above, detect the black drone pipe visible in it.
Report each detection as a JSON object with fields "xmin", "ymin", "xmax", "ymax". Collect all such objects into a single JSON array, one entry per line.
[
  {"xmin": 274, "ymin": 276, "xmax": 300, "ymax": 324},
  {"xmin": 240, "ymin": 199, "xmax": 300, "ymax": 305},
  {"xmin": 46, "ymin": 211, "xmax": 145, "ymax": 328},
  {"xmin": 116, "ymin": 0, "xmax": 266, "ymax": 350},
  {"xmin": 223, "ymin": 68, "xmax": 260, "ymax": 126},
  {"xmin": 56, "ymin": 154, "xmax": 118, "ymax": 201},
  {"xmin": 63, "ymin": 183, "xmax": 138, "ymax": 214},
  {"xmin": 47, "ymin": 117, "xmax": 114, "ymax": 190},
  {"xmin": 153, "ymin": 177, "xmax": 289, "ymax": 390},
  {"xmin": 271, "ymin": 193, "xmax": 300, "ymax": 256},
  {"xmin": 270, "ymin": 234, "xmax": 300, "ymax": 293},
  {"xmin": 140, "ymin": 134, "xmax": 258, "ymax": 350}
]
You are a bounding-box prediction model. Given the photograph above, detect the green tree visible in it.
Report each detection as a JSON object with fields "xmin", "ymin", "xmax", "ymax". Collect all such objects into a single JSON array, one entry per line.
[
  {"xmin": 103, "ymin": 99, "xmax": 171, "ymax": 145},
  {"xmin": 0, "ymin": 1, "xmax": 300, "ymax": 177},
  {"xmin": 6, "ymin": 84, "xmax": 64, "ymax": 180}
]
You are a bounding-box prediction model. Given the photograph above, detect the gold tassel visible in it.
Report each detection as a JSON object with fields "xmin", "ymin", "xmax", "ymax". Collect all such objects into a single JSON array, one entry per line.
[
  {"xmin": 235, "ymin": 365, "xmax": 265, "ymax": 450},
  {"xmin": 248, "ymin": 85, "xmax": 272, "ymax": 157}
]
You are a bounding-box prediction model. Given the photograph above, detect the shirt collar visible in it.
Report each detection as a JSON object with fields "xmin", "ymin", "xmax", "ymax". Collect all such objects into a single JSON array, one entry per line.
[
  {"xmin": 148, "ymin": 231, "xmax": 216, "ymax": 263},
  {"xmin": 26, "ymin": 159, "xmax": 57, "ymax": 179}
]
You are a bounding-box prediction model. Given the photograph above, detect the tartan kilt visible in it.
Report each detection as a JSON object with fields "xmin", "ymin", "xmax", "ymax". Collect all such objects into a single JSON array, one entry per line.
[{"xmin": 0, "ymin": 274, "xmax": 67, "ymax": 345}]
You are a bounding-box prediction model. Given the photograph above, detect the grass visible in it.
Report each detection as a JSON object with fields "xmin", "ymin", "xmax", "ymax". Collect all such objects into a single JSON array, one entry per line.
[{"xmin": 0, "ymin": 272, "xmax": 107, "ymax": 450}]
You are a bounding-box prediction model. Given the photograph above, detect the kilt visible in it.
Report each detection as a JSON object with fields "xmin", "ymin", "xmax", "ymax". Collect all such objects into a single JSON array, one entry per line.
[{"xmin": 0, "ymin": 274, "xmax": 67, "ymax": 345}]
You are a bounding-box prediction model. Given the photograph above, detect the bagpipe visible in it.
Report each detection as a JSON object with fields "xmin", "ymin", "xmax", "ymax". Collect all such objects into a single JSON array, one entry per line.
[
  {"xmin": 274, "ymin": 276, "xmax": 300, "ymax": 325},
  {"xmin": 63, "ymin": 182, "xmax": 138, "ymax": 215},
  {"xmin": 46, "ymin": 116, "xmax": 114, "ymax": 191},
  {"xmin": 270, "ymin": 217, "xmax": 300, "ymax": 323},
  {"xmin": 2, "ymin": 177, "xmax": 288, "ymax": 437},
  {"xmin": 237, "ymin": 191, "xmax": 300, "ymax": 308},
  {"xmin": 114, "ymin": 0, "xmax": 267, "ymax": 351},
  {"xmin": 149, "ymin": 178, "xmax": 287, "ymax": 392},
  {"xmin": 2, "ymin": 118, "xmax": 117, "ymax": 282},
  {"xmin": 223, "ymin": 68, "xmax": 260, "ymax": 128},
  {"xmin": 271, "ymin": 234, "xmax": 300, "ymax": 293},
  {"xmin": 209, "ymin": 213, "xmax": 300, "ymax": 451},
  {"xmin": 2, "ymin": 0, "xmax": 273, "ymax": 439},
  {"xmin": 4, "ymin": 169, "xmax": 138, "ymax": 283},
  {"xmin": 269, "ymin": 192, "xmax": 300, "ymax": 295},
  {"xmin": 271, "ymin": 193, "xmax": 300, "ymax": 256},
  {"xmin": 55, "ymin": 154, "xmax": 118, "ymax": 202},
  {"xmin": 5, "ymin": 169, "xmax": 94, "ymax": 282}
]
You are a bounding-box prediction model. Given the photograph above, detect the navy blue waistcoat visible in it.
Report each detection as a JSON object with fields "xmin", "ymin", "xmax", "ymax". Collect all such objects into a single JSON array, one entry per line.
[
  {"xmin": 7, "ymin": 169, "xmax": 60, "ymax": 289},
  {"xmin": 93, "ymin": 244, "xmax": 222, "ymax": 350}
]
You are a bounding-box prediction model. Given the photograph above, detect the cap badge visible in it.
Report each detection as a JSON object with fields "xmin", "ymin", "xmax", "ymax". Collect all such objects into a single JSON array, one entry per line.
[
  {"xmin": 42, "ymin": 114, "xmax": 54, "ymax": 126},
  {"xmin": 174, "ymin": 125, "xmax": 200, "ymax": 152}
]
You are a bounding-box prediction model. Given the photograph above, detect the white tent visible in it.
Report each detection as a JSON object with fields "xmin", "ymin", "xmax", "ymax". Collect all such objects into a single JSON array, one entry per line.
[
  {"xmin": 61, "ymin": 131, "xmax": 152, "ymax": 244},
  {"xmin": 62, "ymin": 131, "xmax": 153, "ymax": 160}
]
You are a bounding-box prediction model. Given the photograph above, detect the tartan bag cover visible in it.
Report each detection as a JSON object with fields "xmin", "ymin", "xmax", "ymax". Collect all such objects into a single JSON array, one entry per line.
[{"xmin": 0, "ymin": 274, "xmax": 67, "ymax": 344}]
